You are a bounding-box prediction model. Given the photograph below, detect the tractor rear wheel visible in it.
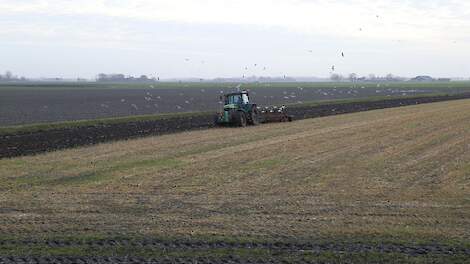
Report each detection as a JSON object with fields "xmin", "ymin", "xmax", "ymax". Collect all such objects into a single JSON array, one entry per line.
[
  {"xmin": 237, "ymin": 111, "xmax": 247, "ymax": 127},
  {"xmin": 250, "ymin": 109, "xmax": 260, "ymax": 125}
]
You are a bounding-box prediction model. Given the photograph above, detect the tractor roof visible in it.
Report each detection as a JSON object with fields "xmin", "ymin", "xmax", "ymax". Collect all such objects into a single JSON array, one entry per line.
[{"xmin": 225, "ymin": 90, "xmax": 249, "ymax": 96}]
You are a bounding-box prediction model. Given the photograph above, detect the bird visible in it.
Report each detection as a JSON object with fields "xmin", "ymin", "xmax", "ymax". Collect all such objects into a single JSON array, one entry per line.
[
  {"xmin": 359, "ymin": 28, "xmax": 363, "ymax": 31},
  {"xmin": 376, "ymin": 15, "xmax": 380, "ymax": 19},
  {"xmin": 341, "ymin": 52, "xmax": 345, "ymax": 57},
  {"xmin": 308, "ymin": 50, "xmax": 313, "ymax": 53},
  {"xmin": 331, "ymin": 65, "xmax": 335, "ymax": 71},
  {"xmin": 254, "ymin": 64, "xmax": 257, "ymax": 67},
  {"xmin": 184, "ymin": 58, "xmax": 190, "ymax": 61},
  {"xmin": 263, "ymin": 67, "xmax": 267, "ymax": 71}
]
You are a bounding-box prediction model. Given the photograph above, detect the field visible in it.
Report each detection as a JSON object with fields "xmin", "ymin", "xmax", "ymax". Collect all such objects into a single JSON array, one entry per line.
[
  {"xmin": 2, "ymin": 81, "xmax": 470, "ymax": 126},
  {"xmin": 1, "ymin": 99, "xmax": 469, "ymax": 263},
  {"xmin": 3, "ymin": 93, "xmax": 470, "ymax": 159}
]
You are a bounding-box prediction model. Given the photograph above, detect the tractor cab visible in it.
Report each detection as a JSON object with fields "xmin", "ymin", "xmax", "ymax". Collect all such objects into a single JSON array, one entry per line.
[
  {"xmin": 224, "ymin": 91, "xmax": 250, "ymax": 107},
  {"xmin": 215, "ymin": 90, "xmax": 292, "ymax": 127},
  {"xmin": 216, "ymin": 90, "xmax": 259, "ymax": 127}
]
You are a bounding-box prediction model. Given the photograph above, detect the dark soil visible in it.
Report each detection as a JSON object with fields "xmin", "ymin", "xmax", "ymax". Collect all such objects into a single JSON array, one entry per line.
[
  {"xmin": 2, "ymin": 93, "xmax": 470, "ymax": 159},
  {"xmin": 1, "ymin": 238, "xmax": 468, "ymax": 255},
  {"xmin": 0, "ymin": 256, "xmax": 346, "ymax": 264},
  {"xmin": 0, "ymin": 238, "xmax": 468, "ymax": 263},
  {"xmin": 286, "ymin": 93, "xmax": 470, "ymax": 119},
  {"xmin": 0, "ymin": 84, "xmax": 463, "ymax": 126}
]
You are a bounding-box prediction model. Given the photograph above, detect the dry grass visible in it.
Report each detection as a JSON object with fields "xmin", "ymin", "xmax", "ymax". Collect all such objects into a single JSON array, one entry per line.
[{"xmin": 1, "ymin": 99, "xmax": 469, "ymax": 243}]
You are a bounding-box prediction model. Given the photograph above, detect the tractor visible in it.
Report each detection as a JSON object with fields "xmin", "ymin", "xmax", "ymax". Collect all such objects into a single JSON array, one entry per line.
[
  {"xmin": 214, "ymin": 90, "xmax": 260, "ymax": 127},
  {"xmin": 214, "ymin": 90, "xmax": 293, "ymax": 127}
]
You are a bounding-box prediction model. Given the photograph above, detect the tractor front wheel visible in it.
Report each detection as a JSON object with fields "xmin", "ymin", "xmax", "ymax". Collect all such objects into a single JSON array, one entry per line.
[{"xmin": 214, "ymin": 114, "xmax": 221, "ymax": 126}]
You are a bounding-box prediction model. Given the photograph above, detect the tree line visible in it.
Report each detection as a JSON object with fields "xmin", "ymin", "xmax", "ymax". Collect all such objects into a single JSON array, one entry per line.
[
  {"xmin": 0, "ymin": 71, "xmax": 27, "ymax": 81},
  {"xmin": 97, "ymin": 73, "xmax": 157, "ymax": 83},
  {"xmin": 330, "ymin": 73, "xmax": 407, "ymax": 82}
]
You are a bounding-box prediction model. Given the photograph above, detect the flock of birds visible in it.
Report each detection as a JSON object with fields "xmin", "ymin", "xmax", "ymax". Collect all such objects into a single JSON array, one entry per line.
[
  {"xmin": 156, "ymin": 13, "xmax": 439, "ymax": 83},
  {"xmin": 97, "ymin": 13, "xmax": 457, "ymax": 113},
  {"xmin": 169, "ymin": 14, "xmax": 386, "ymax": 82},
  {"xmin": 153, "ymin": 12, "xmax": 459, "ymax": 84},
  {"xmin": 104, "ymin": 84, "xmax": 428, "ymax": 114}
]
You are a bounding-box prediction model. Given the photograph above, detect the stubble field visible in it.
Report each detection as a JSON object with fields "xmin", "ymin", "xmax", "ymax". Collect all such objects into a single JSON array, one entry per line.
[{"xmin": 0, "ymin": 98, "xmax": 469, "ymax": 263}]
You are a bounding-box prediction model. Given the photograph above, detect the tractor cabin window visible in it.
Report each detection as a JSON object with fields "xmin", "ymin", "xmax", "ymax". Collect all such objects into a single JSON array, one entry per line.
[{"xmin": 227, "ymin": 95, "xmax": 242, "ymax": 104}]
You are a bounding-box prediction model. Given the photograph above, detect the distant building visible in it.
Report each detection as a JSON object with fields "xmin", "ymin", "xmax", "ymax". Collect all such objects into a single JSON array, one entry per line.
[
  {"xmin": 437, "ymin": 78, "xmax": 451, "ymax": 82},
  {"xmin": 410, "ymin": 76, "xmax": 434, "ymax": 82}
]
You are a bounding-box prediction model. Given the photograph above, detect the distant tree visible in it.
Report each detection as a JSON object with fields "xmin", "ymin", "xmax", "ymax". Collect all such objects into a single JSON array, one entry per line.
[
  {"xmin": 97, "ymin": 73, "xmax": 107, "ymax": 81},
  {"xmin": 115, "ymin": 74, "xmax": 125, "ymax": 80},
  {"xmin": 0, "ymin": 71, "xmax": 24, "ymax": 81},
  {"xmin": 385, "ymin": 73, "xmax": 395, "ymax": 81},
  {"xmin": 330, "ymin": 73, "xmax": 343, "ymax": 81},
  {"xmin": 348, "ymin": 73, "xmax": 357, "ymax": 82},
  {"xmin": 368, "ymin": 74, "xmax": 376, "ymax": 81},
  {"xmin": 5, "ymin": 71, "xmax": 12, "ymax": 80}
]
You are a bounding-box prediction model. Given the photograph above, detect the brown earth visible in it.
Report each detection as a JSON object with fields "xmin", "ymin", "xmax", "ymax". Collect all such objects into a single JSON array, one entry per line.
[{"xmin": 2, "ymin": 93, "xmax": 470, "ymax": 159}]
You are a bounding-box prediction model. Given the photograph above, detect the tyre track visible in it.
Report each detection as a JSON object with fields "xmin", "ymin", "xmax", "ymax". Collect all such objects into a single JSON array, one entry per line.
[{"xmin": 0, "ymin": 239, "xmax": 468, "ymax": 256}]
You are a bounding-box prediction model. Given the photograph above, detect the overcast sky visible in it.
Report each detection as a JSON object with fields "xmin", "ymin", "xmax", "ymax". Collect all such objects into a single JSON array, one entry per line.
[{"xmin": 1, "ymin": 0, "xmax": 469, "ymax": 79}]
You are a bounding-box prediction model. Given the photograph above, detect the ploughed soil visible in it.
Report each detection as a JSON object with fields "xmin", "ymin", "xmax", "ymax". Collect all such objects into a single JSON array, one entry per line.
[
  {"xmin": 1, "ymin": 83, "xmax": 460, "ymax": 126},
  {"xmin": 0, "ymin": 238, "xmax": 468, "ymax": 263},
  {"xmin": 2, "ymin": 93, "xmax": 470, "ymax": 159}
]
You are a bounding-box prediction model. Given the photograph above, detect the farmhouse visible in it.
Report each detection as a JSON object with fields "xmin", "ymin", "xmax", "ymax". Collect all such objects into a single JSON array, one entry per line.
[{"xmin": 410, "ymin": 75, "xmax": 434, "ymax": 82}]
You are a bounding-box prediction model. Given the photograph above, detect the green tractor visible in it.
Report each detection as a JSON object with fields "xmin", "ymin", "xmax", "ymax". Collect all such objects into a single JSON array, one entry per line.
[{"xmin": 214, "ymin": 90, "xmax": 260, "ymax": 127}]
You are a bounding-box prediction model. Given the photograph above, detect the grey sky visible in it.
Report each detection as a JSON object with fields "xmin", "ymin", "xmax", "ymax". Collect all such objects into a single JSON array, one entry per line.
[{"xmin": 1, "ymin": 0, "xmax": 469, "ymax": 79}]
